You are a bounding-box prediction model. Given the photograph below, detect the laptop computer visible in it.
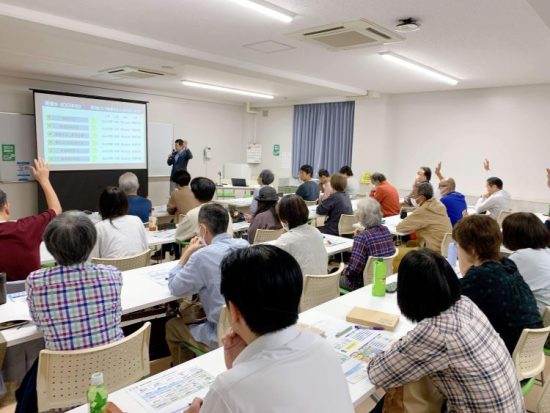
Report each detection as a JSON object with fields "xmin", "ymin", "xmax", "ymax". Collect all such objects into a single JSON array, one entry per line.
[{"xmin": 231, "ymin": 178, "xmax": 247, "ymax": 187}]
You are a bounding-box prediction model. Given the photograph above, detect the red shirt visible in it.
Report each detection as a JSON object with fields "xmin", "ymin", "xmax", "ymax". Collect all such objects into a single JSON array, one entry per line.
[
  {"xmin": 0, "ymin": 209, "xmax": 56, "ymax": 281},
  {"xmin": 369, "ymin": 181, "xmax": 400, "ymax": 217}
]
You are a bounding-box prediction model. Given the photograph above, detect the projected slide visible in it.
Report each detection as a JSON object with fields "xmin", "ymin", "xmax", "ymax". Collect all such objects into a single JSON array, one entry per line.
[{"xmin": 35, "ymin": 92, "xmax": 147, "ymax": 171}]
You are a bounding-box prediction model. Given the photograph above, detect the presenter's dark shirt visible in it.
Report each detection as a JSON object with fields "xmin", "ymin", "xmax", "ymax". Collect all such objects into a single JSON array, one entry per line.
[
  {"xmin": 168, "ymin": 148, "xmax": 193, "ymax": 179},
  {"xmin": 127, "ymin": 195, "xmax": 152, "ymax": 223}
]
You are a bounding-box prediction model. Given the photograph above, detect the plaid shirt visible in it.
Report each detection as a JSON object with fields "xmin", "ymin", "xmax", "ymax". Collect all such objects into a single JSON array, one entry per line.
[
  {"xmin": 367, "ymin": 297, "xmax": 524, "ymax": 413},
  {"xmin": 341, "ymin": 225, "xmax": 395, "ymax": 290},
  {"xmin": 26, "ymin": 263, "xmax": 124, "ymax": 351}
]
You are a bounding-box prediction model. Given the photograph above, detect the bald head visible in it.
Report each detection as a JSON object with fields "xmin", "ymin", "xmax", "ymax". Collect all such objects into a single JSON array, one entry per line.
[{"xmin": 438, "ymin": 178, "xmax": 456, "ymax": 195}]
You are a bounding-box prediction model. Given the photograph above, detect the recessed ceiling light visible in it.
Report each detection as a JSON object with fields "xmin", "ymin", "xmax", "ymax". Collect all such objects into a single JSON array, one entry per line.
[
  {"xmin": 379, "ymin": 51, "xmax": 459, "ymax": 85},
  {"xmin": 181, "ymin": 80, "xmax": 274, "ymax": 99},
  {"xmin": 227, "ymin": 0, "xmax": 295, "ymax": 23}
]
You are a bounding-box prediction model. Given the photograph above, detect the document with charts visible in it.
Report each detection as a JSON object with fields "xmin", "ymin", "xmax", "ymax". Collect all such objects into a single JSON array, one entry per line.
[{"xmin": 127, "ymin": 366, "xmax": 215, "ymax": 413}]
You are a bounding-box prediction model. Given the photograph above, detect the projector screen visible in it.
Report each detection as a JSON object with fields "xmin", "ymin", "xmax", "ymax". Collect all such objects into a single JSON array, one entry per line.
[{"xmin": 34, "ymin": 91, "xmax": 147, "ymax": 171}]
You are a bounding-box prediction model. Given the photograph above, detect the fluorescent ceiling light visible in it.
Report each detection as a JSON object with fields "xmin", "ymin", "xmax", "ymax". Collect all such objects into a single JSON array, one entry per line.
[
  {"xmin": 227, "ymin": 0, "xmax": 295, "ymax": 23},
  {"xmin": 379, "ymin": 51, "xmax": 459, "ymax": 86},
  {"xmin": 181, "ymin": 80, "xmax": 274, "ymax": 99}
]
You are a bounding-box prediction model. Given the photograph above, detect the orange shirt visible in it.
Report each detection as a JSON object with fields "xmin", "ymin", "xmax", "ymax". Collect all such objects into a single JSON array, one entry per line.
[{"xmin": 369, "ymin": 181, "xmax": 400, "ymax": 217}]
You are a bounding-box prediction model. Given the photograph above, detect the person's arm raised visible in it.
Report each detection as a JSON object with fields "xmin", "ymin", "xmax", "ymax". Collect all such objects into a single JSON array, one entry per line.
[{"xmin": 29, "ymin": 158, "xmax": 62, "ymax": 215}]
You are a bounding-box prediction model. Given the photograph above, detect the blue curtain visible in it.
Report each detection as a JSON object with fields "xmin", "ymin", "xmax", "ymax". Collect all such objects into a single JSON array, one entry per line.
[{"xmin": 292, "ymin": 101, "xmax": 354, "ymax": 177}]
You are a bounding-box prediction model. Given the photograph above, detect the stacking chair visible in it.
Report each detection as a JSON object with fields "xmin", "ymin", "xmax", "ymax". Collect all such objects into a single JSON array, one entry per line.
[
  {"xmin": 91, "ymin": 249, "xmax": 151, "ymax": 271},
  {"xmin": 362, "ymin": 248, "xmax": 400, "ymax": 287},
  {"xmin": 181, "ymin": 306, "xmax": 230, "ymax": 357},
  {"xmin": 304, "ymin": 200, "xmax": 318, "ymax": 206},
  {"xmin": 511, "ymin": 325, "xmax": 550, "ymax": 396},
  {"xmin": 253, "ymin": 228, "xmax": 285, "ymax": 244},
  {"xmin": 497, "ymin": 210, "xmax": 513, "ymax": 228},
  {"xmin": 338, "ymin": 214, "xmax": 358, "ymax": 237},
  {"xmin": 37, "ymin": 322, "xmax": 151, "ymax": 412},
  {"xmin": 543, "ymin": 306, "xmax": 550, "ymax": 357},
  {"xmin": 440, "ymin": 233, "xmax": 454, "ymax": 258},
  {"xmin": 300, "ymin": 263, "xmax": 345, "ymax": 311}
]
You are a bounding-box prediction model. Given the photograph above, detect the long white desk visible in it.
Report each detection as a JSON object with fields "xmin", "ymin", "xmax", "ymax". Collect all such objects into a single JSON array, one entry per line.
[
  {"xmin": 0, "ymin": 262, "xmax": 178, "ymax": 348},
  {"xmin": 68, "ymin": 275, "xmax": 412, "ymax": 412}
]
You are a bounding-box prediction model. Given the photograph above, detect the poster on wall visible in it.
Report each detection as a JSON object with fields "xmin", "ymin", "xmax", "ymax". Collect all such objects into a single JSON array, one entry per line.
[{"xmin": 246, "ymin": 143, "xmax": 262, "ymax": 164}]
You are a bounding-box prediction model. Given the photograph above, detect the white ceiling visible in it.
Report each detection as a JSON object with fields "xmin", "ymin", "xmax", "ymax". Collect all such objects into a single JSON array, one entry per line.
[{"xmin": 1, "ymin": 0, "xmax": 550, "ymax": 104}]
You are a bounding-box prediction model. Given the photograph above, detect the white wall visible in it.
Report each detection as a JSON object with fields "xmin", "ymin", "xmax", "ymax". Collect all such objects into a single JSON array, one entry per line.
[
  {"xmin": 388, "ymin": 84, "xmax": 550, "ymax": 203},
  {"xmin": 0, "ymin": 75, "xmax": 247, "ymax": 218}
]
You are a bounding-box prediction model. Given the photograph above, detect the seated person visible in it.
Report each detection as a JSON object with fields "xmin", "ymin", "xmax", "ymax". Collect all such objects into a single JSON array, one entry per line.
[
  {"xmin": 339, "ymin": 165, "xmax": 359, "ymax": 196},
  {"xmin": 273, "ymin": 195, "xmax": 327, "ymax": 275},
  {"xmin": 166, "ymin": 169, "xmax": 201, "ymax": 221},
  {"xmin": 91, "ymin": 187, "xmax": 148, "ymax": 258},
  {"xmin": 341, "ymin": 198, "xmax": 395, "ymax": 291},
  {"xmin": 165, "ymin": 204, "xmax": 249, "ymax": 365},
  {"xmin": 403, "ymin": 166, "xmax": 431, "ymax": 206},
  {"xmin": 434, "ymin": 162, "xmax": 467, "ymax": 226},
  {"xmin": 367, "ymin": 249, "xmax": 524, "ymax": 413},
  {"xmin": 318, "ymin": 168, "xmax": 332, "ymax": 201},
  {"xmin": 546, "ymin": 168, "xmax": 550, "ymax": 231},
  {"xmin": 396, "ymin": 182, "xmax": 452, "ymax": 253},
  {"xmin": 249, "ymin": 169, "xmax": 274, "ymax": 216},
  {"xmin": 247, "ymin": 187, "xmax": 282, "ymax": 244},
  {"xmin": 503, "ymin": 212, "xmax": 550, "ymax": 314},
  {"xmin": 0, "ymin": 158, "xmax": 62, "ymax": 281},
  {"xmin": 17, "ymin": 212, "xmax": 124, "ymax": 412},
  {"xmin": 472, "ymin": 176, "xmax": 511, "ymax": 220},
  {"xmin": 369, "ymin": 172, "xmax": 400, "ymax": 217},
  {"xmin": 184, "ymin": 245, "xmax": 354, "ymax": 413},
  {"xmin": 176, "ymin": 177, "xmax": 233, "ymax": 241},
  {"xmin": 118, "ymin": 172, "xmax": 151, "ymax": 223},
  {"xmin": 453, "ymin": 215, "xmax": 542, "ymax": 354},
  {"xmin": 316, "ymin": 174, "xmax": 353, "ymax": 236},
  {"xmin": 295, "ymin": 164, "xmax": 320, "ymax": 201}
]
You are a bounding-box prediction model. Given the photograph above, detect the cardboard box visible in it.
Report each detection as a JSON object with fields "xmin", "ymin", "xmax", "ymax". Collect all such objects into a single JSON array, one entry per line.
[{"xmin": 346, "ymin": 307, "xmax": 400, "ymax": 331}]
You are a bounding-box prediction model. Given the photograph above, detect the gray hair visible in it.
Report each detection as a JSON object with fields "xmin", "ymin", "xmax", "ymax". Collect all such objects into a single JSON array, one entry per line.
[
  {"xmin": 370, "ymin": 172, "xmax": 386, "ymax": 184},
  {"xmin": 416, "ymin": 182, "xmax": 434, "ymax": 200},
  {"xmin": 44, "ymin": 211, "xmax": 97, "ymax": 266},
  {"xmin": 259, "ymin": 169, "xmax": 275, "ymax": 185},
  {"xmin": 355, "ymin": 198, "xmax": 383, "ymax": 228},
  {"xmin": 118, "ymin": 172, "xmax": 139, "ymax": 194},
  {"xmin": 0, "ymin": 189, "xmax": 6, "ymax": 209}
]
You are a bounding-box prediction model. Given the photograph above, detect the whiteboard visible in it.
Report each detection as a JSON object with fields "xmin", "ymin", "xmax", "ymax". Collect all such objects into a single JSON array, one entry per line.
[
  {"xmin": 223, "ymin": 163, "xmax": 251, "ymax": 180},
  {"xmin": 0, "ymin": 112, "xmax": 36, "ymax": 182},
  {"xmin": 147, "ymin": 122, "xmax": 174, "ymax": 177}
]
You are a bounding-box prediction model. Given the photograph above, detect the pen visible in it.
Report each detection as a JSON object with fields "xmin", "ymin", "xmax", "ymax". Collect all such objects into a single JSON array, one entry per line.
[
  {"xmin": 354, "ymin": 325, "xmax": 384, "ymax": 330},
  {"xmin": 335, "ymin": 326, "xmax": 353, "ymax": 337}
]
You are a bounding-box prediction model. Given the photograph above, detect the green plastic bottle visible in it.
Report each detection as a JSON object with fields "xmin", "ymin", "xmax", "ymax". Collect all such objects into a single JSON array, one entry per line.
[
  {"xmin": 372, "ymin": 258, "xmax": 387, "ymax": 297},
  {"xmin": 87, "ymin": 372, "xmax": 108, "ymax": 413}
]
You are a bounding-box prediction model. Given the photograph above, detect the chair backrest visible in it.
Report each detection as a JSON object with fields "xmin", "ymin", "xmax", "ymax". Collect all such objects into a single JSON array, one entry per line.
[
  {"xmin": 543, "ymin": 306, "xmax": 550, "ymax": 328},
  {"xmin": 538, "ymin": 377, "xmax": 550, "ymax": 413},
  {"xmin": 363, "ymin": 248, "xmax": 399, "ymax": 286},
  {"xmin": 91, "ymin": 249, "xmax": 151, "ymax": 271},
  {"xmin": 304, "ymin": 200, "xmax": 318, "ymax": 206},
  {"xmin": 440, "ymin": 233, "xmax": 454, "ymax": 258},
  {"xmin": 338, "ymin": 214, "xmax": 358, "ymax": 236},
  {"xmin": 497, "ymin": 210, "xmax": 513, "ymax": 227},
  {"xmin": 511, "ymin": 325, "xmax": 550, "ymax": 380},
  {"xmin": 253, "ymin": 228, "xmax": 285, "ymax": 244},
  {"xmin": 37, "ymin": 322, "xmax": 151, "ymax": 411},
  {"xmin": 217, "ymin": 305, "xmax": 230, "ymax": 346},
  {"xmin": 300, "ymin": 263, "xmax": 345, "ymax": 312},
  {"xmin": 6, "ymin": 280, "xmax": 26, "ymax": 294}
]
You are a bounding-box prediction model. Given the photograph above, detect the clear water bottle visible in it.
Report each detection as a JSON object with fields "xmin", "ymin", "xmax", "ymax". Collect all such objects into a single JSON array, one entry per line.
[
  {"xmin": 87, "ymin": 372, "xmax": 108, "ymax": 413},
  {"xmin": 447, "ymin": 242, "xmax": 458, "ymax": 268},
  {"xmin": 372, "ymin": 259, "xmax": 387, "ymax": 297}
]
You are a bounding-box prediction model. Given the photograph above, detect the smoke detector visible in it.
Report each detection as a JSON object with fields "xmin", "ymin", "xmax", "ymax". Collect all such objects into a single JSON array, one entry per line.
[{"xmin": 395, "ymin": 18, "xmax": 420, "ymax": 33}]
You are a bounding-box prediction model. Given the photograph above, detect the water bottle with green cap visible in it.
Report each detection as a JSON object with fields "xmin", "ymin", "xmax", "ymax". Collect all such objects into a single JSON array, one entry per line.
[
  {"xmin": 372, "ymin": 258, "xmax": 387, "ymax": 297},
  {"xmin": 87, "ymin": 372, "xmax": 108, "ymax": 413}
]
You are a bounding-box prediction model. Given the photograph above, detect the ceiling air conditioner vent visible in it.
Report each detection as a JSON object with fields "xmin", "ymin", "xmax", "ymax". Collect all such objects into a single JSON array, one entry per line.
[
  {"xmin": 93, "ymin": 66, "xmax": 173, "ymax": 80},
  {"xmin": 287, "ymin": 18, "xmax": 404, "ymax": 50}
]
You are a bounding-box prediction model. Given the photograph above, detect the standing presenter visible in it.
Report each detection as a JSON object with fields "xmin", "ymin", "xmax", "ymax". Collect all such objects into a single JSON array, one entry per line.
[{"xmin": 168, "ymin": 138, "xmax": 193, "ymax": 194}]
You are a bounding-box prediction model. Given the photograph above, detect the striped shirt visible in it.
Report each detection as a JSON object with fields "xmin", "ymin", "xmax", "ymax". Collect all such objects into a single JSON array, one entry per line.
[
  {"xmin": 26, "ymin": 263, "xmax": 124, "ymax": 351},
  {"xmin": 341, "ymin": 225, "xmax": 395, "ymax": 290},
  {"xmin": 367, "ymin": 297, "xmax": 524, "ymax": 413}
]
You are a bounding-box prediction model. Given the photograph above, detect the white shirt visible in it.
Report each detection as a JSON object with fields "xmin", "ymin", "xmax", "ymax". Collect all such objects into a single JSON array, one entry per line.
[
  {"xmin": 200, "ymin": 326, "xmax": 354, "ymax": 413},
  {"xmin": 473, "ymin": 189, "xmax": 511, "ymax": 219},
  {"xmin": 91, "ymin": 215, "xmax": 148, "ymax": 258},
  {"xmin": 345, "ymin": 176, "xmax": 360, "ymax": 196},
  {"xmin": 273, "ymin": 224, "xmax": 328, "ymax": 275},
  {"xmin": 175, "ymin": 203, "xmax": 234, "ymax": 241},
  {"xmin": 509, "ymin": 248, "xmax": 550, "ymax": 314}
]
